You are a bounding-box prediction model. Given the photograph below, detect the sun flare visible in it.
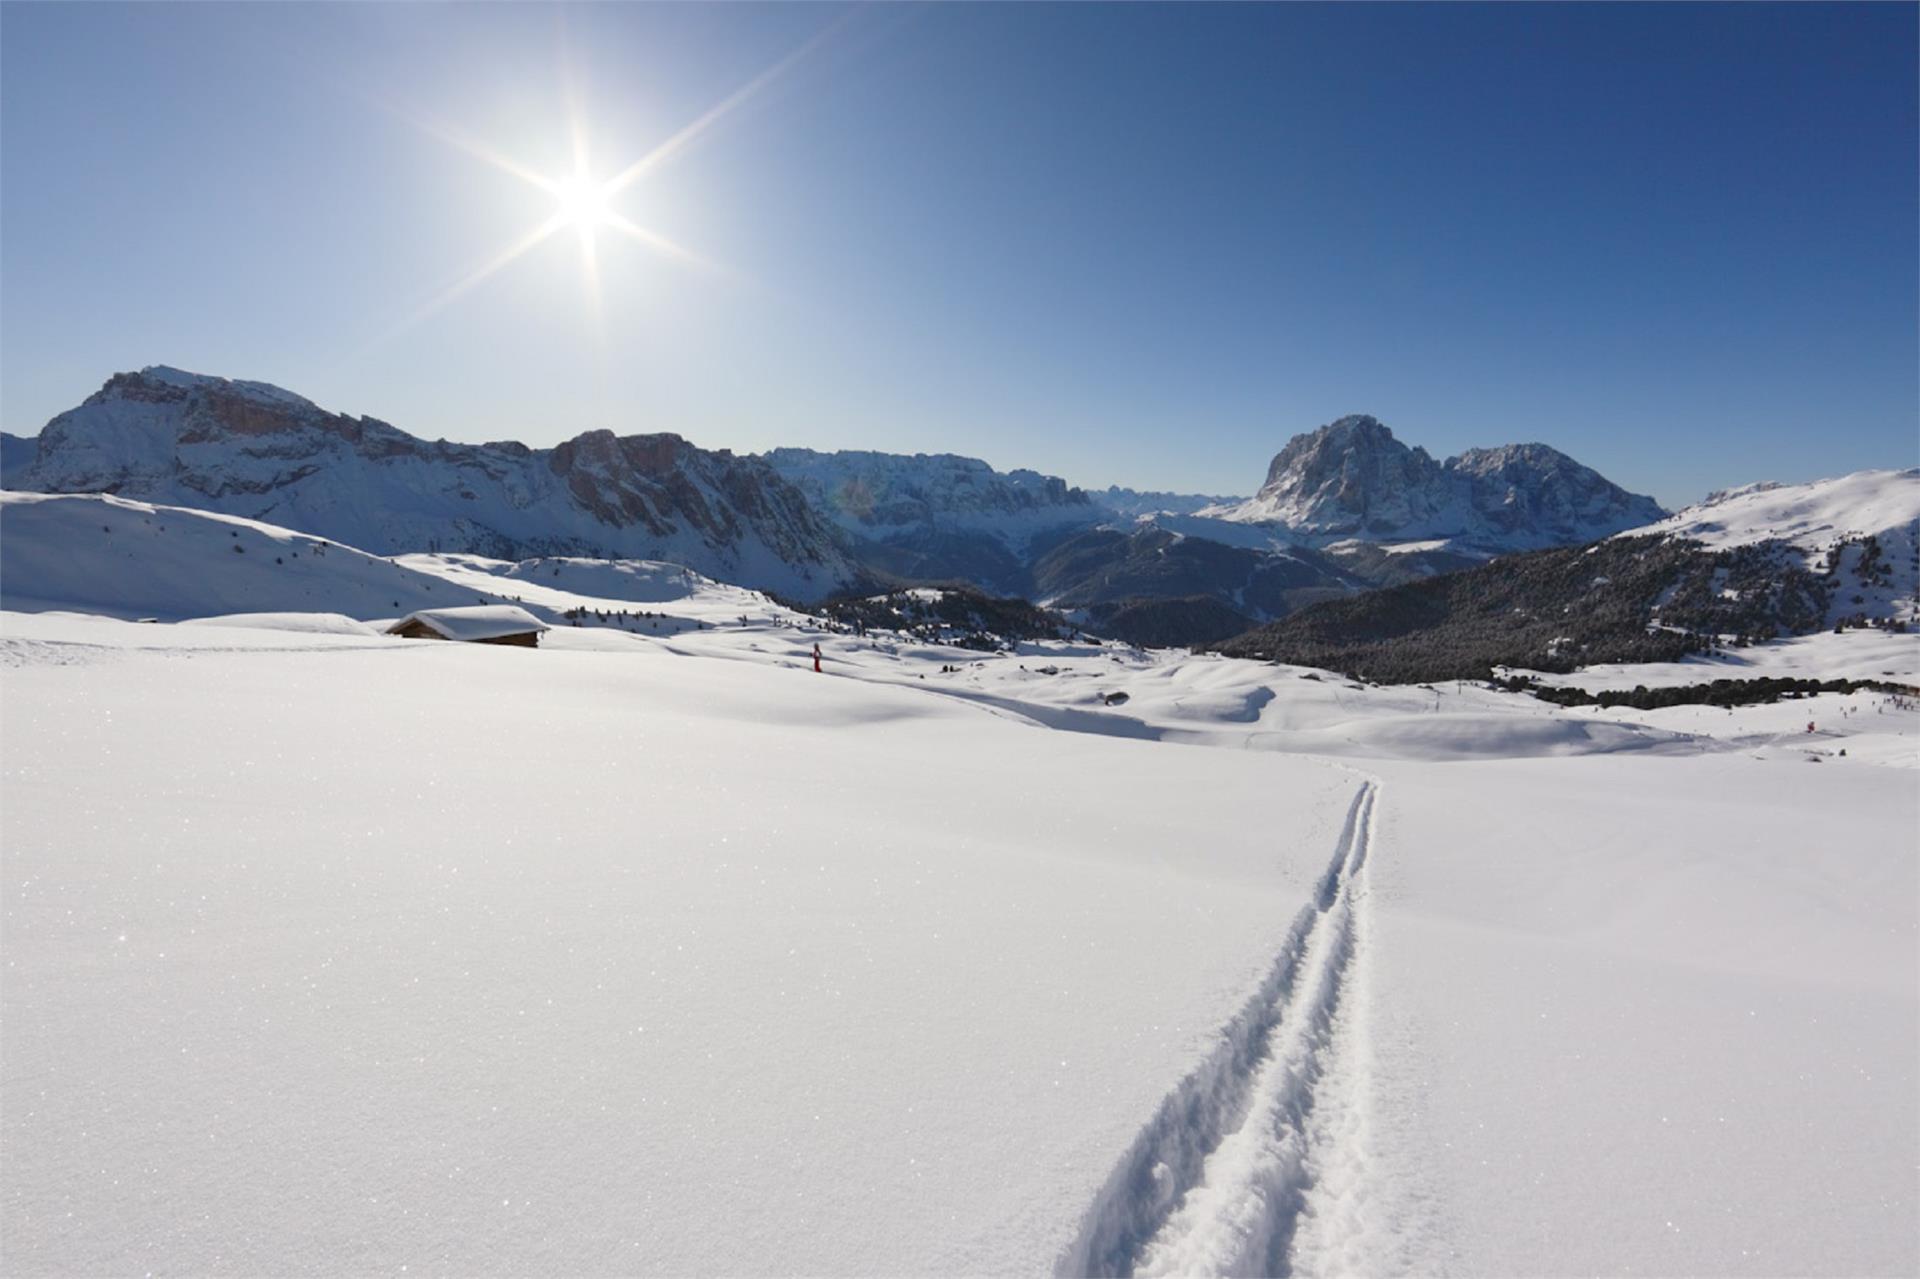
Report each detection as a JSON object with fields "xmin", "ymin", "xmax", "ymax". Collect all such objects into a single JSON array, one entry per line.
[{"xmin": 388, "ymin": 13, "xmax": 852, "ymax": 340}]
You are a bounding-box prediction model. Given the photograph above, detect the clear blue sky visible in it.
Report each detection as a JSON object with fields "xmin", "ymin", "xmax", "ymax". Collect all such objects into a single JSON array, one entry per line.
[{"xmin": 3, "ymin": 2, "xmax": 1914, "ymax": 507}]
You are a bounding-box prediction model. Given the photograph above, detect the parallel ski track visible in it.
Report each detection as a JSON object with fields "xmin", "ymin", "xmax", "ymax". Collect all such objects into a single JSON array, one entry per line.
[{"xmin": 1058, "ymin": 779, "xmax": 1380, "ymax": 1278}]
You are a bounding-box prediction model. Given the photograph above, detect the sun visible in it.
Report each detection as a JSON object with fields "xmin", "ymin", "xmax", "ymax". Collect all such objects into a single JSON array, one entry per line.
[
  {"xmin": 389, "ymin": 11, "xmax": 858, "ymax": 339},
  {"xmin": 551, "ymin": 172, "xmax": 613, "ymax": 231},
  {"xmin": 374, "ymin": 10, "xmax": 865, "ymax": 344}
]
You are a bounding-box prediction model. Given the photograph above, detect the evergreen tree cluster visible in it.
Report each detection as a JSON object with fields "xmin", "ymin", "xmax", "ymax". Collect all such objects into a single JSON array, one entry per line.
[
  {"xmin": 560, "ymin": 605, "xmax": 682, "ymax": 631},
  {"xmin": 1080, "ymin": 596, "xmax": 1257, "ymax": 648},
  {"xmin": 1498, "ymin": 674, "xmax": 1889, "ymax": 711},
  {"xmin": 812, "ymin": 587, "xmax": 1078, "ymax": 650},
  {"xmin": 1851, "ymin": 533, "xmax": 1894, "ymax": 589}
]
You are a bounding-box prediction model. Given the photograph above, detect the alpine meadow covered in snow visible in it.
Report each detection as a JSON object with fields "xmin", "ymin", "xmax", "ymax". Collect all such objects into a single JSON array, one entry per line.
[{"xmin": 3, "ymin": 4, "xmax": 1917, "ymax": 1278}]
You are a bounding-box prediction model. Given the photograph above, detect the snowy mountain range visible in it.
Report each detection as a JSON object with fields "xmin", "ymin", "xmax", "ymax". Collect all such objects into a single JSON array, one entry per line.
[
  {"xmin": 5, "ymin": 367, "xmax": 860, "ymax": 599},
  {"xmin": 13, "ymin": 366, "xmax": 1906, "ymax": 649},
  {"xmin": 1216, "ymin": 466, "xmax": 1920, "ymax": 678},
  {"xmin": 1204, "ymin": 414, "xmax": 1667, "ymax": 549},
  {"xmin": 762, "ymin": 447, "xmax": 1098, "ymax": 532},
  {"xmin": 1091, "ymin": 485, "xmax": 1242, "ymax": 519},
  {"xmin": 0, "ymin": 368, "xmax": 1263, "ymax": 603},
  {"xmin": 758, "ymin": 447, "xmax": 1104, "ymax": 595}
]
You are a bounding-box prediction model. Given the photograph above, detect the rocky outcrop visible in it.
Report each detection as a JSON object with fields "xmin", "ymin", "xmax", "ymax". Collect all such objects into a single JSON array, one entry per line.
[{"xmin": 1208, "ymin": 414, "xmax": 1665, "ymax": 550}]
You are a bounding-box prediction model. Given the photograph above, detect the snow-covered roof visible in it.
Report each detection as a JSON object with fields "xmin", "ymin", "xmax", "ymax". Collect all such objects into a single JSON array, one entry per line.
[{"xmin": 387, "ymin": 604, "xmax": 548, "ymax": 641}]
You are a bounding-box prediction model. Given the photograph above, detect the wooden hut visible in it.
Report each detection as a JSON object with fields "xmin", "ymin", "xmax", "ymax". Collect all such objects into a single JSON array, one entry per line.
[{"xmin": 386, "ymin": 605, "xmax": 548, "ymax": 648}]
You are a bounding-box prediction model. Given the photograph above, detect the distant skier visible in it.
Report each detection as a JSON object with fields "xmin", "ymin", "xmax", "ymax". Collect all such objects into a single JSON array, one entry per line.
[{"xmin": 813, "ymin": 642, "xmax": 823, "ymax": 674}]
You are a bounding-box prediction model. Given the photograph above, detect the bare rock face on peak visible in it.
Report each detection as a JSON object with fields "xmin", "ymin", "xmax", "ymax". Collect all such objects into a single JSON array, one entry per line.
[
  {"xmin": 13, "ymin": 367, "xmax": 859, "ymax": 599},
  {"xmin": 1207, "ymin": 414, "xmax": 1666, "ymax": 550}
]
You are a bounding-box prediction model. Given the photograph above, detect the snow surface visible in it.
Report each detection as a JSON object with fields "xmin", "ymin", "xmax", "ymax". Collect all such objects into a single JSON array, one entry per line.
[
  {"xmin": 394, "ymin": 552, "xmax": 776, "ymax": 621},
  {"xmin": 3, "ymin": 600, "xmax": 1915, "ymax": 1276},
  {"xmin": 1, "ymin": 612, "xmax": 1361, "ymax": 1275},
  {"xmin": 181, "ymin": 612, "xmax": 381, "ymax": 637}
]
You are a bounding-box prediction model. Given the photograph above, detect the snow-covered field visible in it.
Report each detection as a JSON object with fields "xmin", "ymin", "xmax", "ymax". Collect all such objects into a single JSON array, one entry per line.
[
  {"xmin": 1524, "ymin": 626, "xmax": 1919, "ymax": 690},
  {"xmin": 3, "ymin": 592, "xmax": 1915, "ymax": 1276}
]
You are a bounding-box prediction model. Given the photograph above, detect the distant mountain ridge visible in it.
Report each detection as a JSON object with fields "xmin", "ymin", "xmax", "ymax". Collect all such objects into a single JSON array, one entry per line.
[
  {"xmin": 8, "ymin": 368, "xmax": 1702, "ymax": 638},
  {"xmin": 761, "ymin": 447, "xmax": 1097, "ymax": 531},
  {"xmin": 760, "ymin": 446, "xmax": 1104, "ymax": 594},
  {"xmin": 1211, "ymin": 468, "xmax": 1920, "ymax": 680},
  {"xmin": 11, "ymin": 367, "xmax": 861, "ymax": 599},
  {"xmin": 1093, "ymin": 485, "xmax": 1242, "ymax": 519},
  {"xmin": 1205, "ymin": 414, "xmax": 1666, "ymax": 550}
]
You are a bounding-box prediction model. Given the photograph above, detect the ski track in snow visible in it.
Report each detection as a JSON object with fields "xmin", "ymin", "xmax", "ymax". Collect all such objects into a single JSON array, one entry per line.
[{"xmin": 1059, "ymin": 780, "xmax": 1390, "ymax": 1279}]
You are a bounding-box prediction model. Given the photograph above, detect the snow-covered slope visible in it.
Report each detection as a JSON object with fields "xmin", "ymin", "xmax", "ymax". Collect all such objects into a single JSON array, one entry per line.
[
  {"xmin": 0, "ymin": 491, "xmax": 801, "ymax": 644},
  {"xmin": 1629, "ymin": 468, "xmax": 1920, "ymax": 553},
  {"xmin": 0, "ymin": 611, "xmax": 1366, "ymax": 1274},
  {"xmin": 0, "ymin": 491, "xmax": 515, "ymax": 621},
  {"xmin": 1624, "ymin": 468, "xmax": 1920, "ymax": 624},
  {"xmin": 13, "ymin": 367, "xmax": 860, "ymax": 599},
  {"xmin": 1205, "ymin": 414, "xmax": 1666, "ymax": 550},
  {"xmin": 394, "ymin": 552, "xmax": 787, "ymax": 627},
  {"xmin": 1525, "ymin": 627, "xmax": 1920, "ymax": 692},
  {"xmin": 2, "ymin": 609, "xmax": 1913, "ymax": 1275}
]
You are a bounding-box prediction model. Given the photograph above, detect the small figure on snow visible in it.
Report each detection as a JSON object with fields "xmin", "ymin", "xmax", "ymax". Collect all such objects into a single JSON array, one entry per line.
[{"xmin": 813, "ymin": 642, "xmax": 823, "ymax": 674}]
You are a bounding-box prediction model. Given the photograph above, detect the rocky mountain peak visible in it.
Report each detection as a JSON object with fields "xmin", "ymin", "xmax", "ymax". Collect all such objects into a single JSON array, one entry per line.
[
  {"xmin": 1219, "ymin": 415, "xmax": 1666, "ymax": 550},
  {"xmin": 1261, "ymin": 415, "xmax": 1409, "ymax": 487},
  {"xmin": 15, "ymin": 368, "xmax": 860, "ymax": 599}
]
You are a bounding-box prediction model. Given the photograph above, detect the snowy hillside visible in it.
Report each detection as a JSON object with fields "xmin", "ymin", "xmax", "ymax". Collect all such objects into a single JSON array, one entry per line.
[
  {"xmin": 1205, "ymin": 414, "xmax": 1666, "ymax": 550},
  {"xmin": 394, "ymin": 552, "xmax": 790, "ymax": 628},
  {"xmin": 1625, "ymin": 468, "xmax": 1920, "ymax": 624},
  {"xmin": 0, "ymin": 491, "xmax": 514, "ymax": 621},
  {"xmin": 0, "ymin": 492, "xmax": 811, "ymax": 646},
  {"xmin": 1524, "ymin": 627, "xmax": 1919, "ymax": 695},
  {"xmin": 2, "ymin": 605, "xmax": 1913, "ymax": 1275},
  {"xmin": 12, "ymin": 367, "xmax": 860, "ymax": 599},
  {"xmin": 1630, "ymin": 468, "xmax": 1920, "ymax": 552}
]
